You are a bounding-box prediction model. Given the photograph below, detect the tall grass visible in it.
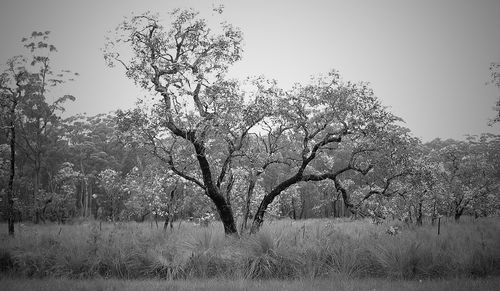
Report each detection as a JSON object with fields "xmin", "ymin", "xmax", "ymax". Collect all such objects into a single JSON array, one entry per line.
[{"xmin": 1, "ymin": 217, "xmax": 499, "ymax": 280}]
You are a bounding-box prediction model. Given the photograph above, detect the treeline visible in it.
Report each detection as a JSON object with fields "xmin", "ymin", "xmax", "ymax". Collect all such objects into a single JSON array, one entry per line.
[{"xmin": 1, "ymin": 90, "xmax": 498, "ymax": 230}]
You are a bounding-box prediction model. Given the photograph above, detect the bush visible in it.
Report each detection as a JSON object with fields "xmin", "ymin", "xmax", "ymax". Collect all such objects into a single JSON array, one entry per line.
[{"xmin": 0, "ymin": 248, "xmax": 13, "ymax": 272}]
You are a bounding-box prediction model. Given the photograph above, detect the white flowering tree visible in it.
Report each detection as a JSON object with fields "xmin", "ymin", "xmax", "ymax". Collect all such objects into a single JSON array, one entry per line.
[
  {"xmin": 96, "ymin": 168, "xmax": 129, "ymax": 222},
  {"xmin": 123, "ymin": 163, "xmax": 188, "ymax": 228},
  {"xmin": 45, "ymin": 162, "xmax": 81, "ymax": 222},
  {"xmin": 429, "ymin": 135, "xmax": 500, "ymax": 221}
]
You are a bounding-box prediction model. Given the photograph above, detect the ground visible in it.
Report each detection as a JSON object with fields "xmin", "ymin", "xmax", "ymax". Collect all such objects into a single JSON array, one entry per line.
[{"xmin": 1, "ymin": 277, "xmax": 500, "ymax": 291}]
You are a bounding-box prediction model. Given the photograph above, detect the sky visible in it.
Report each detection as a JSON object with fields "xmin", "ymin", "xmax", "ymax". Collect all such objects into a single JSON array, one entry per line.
[{"xmin": 0, "ymin": 0, "xmax": 499, "ymax": 141}]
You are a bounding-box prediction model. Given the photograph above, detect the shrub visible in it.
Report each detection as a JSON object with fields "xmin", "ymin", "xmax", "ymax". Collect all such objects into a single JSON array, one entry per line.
[{"xmin": 0, "ymin": 248, "xmax": 13, "ymax": 272}]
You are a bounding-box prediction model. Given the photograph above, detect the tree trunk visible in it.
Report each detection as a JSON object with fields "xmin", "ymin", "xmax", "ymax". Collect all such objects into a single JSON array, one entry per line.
[
  {"xmin": 323, "ymin": 201, "xmax": 328, "ymax": 218},
  {"xmin": 240, "ymin": 176, "xmax": 256, "ymax": 233},
  {"xmin": 79, "ymin": 161, "xmax": 86, "ymax": 217},
  {"xmin": 112, "ymin": 197, "xmax": 116, "ymax": 222},
  {"xmin": 211, "ymin": 192, "xmax": 237, "ymax": 234},
  {"xmin": 88, "ymin": 177, "xmax": 93, "ymax": 218},
  {"xmin": 251, "ymin": 174, "xmax": 300, "ymax": 233},
  {"xmin": 82, "ymin": 179, "xmax": 87, "ymax": 217},
  {"xmin": 299, "ymin": 196, "xmax": 306, "ymax": 219},
  {"xmin": 140, "ymin": 211, "xmax": 150, "ymax": 222},
  {"xmin": 6, "ymin": 96, "xmax": 17, "ymax": 236},
  {"xmin": 454, "ymin": 209, "xmax": 463, "ymax": 221},
  {"xmin": 193, "ymin": 142, "xmax": 238, "ymax": 235},
  {"xmin": 163, "ymin": 213, "xmax": 174, "ymax": 230},
  {"xmin": 163, "ymin": 216, "xmax": 170, "ymax": 230},
  {"xmin": 291, "ymin": 197, "xmax": 297, "ymax": 220},
  {"xmin": 431, "ymin": 199, "xmax": 437, "ymax": 226},
  {"xmin": 416, "ymin": 201, "xmax": 423, "ymax": 226},
  {"xmin": 33, "ymin": 159, "xmax": 41, "ymax": 223},
  {"xmin": 407, "ymin": 206, "xmax": 413, "ymax": 224},
  {"xmin": 332, "ymin": 200, "xmax": 338, "ymax": 218}
]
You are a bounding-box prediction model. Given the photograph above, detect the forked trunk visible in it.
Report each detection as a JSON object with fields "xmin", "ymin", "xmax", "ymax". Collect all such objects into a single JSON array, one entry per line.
[
  {"xmin": 454, "ymin": 202, "xmax": 464, "ymax": 221},
  {"xmin": 193, "ymin": 142, "xmax": 238, "ymax": 235}
]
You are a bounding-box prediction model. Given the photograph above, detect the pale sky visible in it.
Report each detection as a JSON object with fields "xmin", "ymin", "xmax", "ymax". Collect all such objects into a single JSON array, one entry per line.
[{"xmin": 0, "ymin": 0, "xmax": 499, "ymax": 141}]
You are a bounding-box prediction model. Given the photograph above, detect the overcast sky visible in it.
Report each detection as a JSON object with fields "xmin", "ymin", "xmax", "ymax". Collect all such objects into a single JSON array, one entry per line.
[{"xmin": 1, "ymin": 0, "xmax": 499, "ymax": 141}]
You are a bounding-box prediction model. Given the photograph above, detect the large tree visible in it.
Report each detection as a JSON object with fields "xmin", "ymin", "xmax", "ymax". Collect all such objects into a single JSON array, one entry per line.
[{"xmin": 106, "ymin": 9, "xmax": 404, "ymax": 234}]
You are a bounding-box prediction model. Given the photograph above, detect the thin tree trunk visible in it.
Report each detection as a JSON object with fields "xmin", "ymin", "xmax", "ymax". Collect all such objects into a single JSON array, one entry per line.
[
  {"xmin": 33, "ymin": 159, "xmax": 41, "ymax": 223},
  {"xmin": 332, "ymin": 200, "xmax": 338, "ymax": 218},
  {"xmin": 240, "ymin": 176, "xmax": 256, "ymax": 233},
  {"xmin": 140, "ymin": 211, "xmax": 150, "ymax": 222},
  {"xmin": 416, "ymin": 201, "xmax": 423, "ymax": 226},
  {"xmin": 291, "ymin": 197, "xmax": 297, "ymax": 220},
  {"xmin": 163, "ymin": 211, "xmax": 170, "ymax": 230},
  {"xmin": 454, "ymin": 208, "xmax": 463, "ymax": 221},
  {"xmin": 79, "ymin": 160, "xmax": 86, "ymax": 217},
  {"xmin": 431, "ymin": 199, "xmax": 437, "ymax": 226},
  {"xmin": 6, "ymin": 96, "xmax": 17, "ymax": 236},
  {"xmin": 84, "ymin": 178, "xmax": 90, "ymax": 218},
  {"xmin": 88, "ymin": 178, "xmax": 93, "ymax": 218},
  {"xmin": 299, "ymin": 196, "xmax": 306, "ymax": 219}
]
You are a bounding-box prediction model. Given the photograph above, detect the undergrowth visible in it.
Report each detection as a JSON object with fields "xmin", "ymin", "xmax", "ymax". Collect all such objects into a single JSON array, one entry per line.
[{"xmin": 0, "ymin": 217, "xmax": 499, "ymax": 280}]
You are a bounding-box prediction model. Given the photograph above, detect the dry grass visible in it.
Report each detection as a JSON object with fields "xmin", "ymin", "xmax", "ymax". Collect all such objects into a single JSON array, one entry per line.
[{"xmin": 0, "ymin": 217, "xmax": 499, "ymax": 280}]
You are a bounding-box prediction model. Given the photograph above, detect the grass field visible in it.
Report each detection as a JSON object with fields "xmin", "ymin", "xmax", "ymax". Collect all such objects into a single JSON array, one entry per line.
[{"xmin": 1, "ymin": 217, "xmax": 499, "ymax": 282}]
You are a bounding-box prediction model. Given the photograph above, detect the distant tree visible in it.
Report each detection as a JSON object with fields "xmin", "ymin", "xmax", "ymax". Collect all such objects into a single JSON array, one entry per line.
[
  {"xmin": 96, "ymin": 168, "xmax": 129, "ymax": 222},
  {"xmin": 44, "ymin": 162, "xmax": 81, "ymax": 223},
  {"xmin": 62, "ymin": 113, "xmax": 140, "ymax": 218},
  {"xmin": 1, "ymin": 31, "xmax": 76, "ymax": 229},
  {"xmin": 0, "ymin": 56, "xmax": 22, "ymax": 235},
  {"xmin": 429, "ymin": 136, "xmax": 500, "ymax": 221},
  {"xmin": 323, "ymin": 124, "xmax": 417, "ymax": 220},
  {"xmin": 489, "ymin": 62, "xmax": 500, "ymax": 124},
  {"xmin": 122, "ymin": 160, "xmax": 184, "ymax": 228},
  {"xmin": 1, "ymin": 31, "xmax": 76, "ymax": 233}
]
